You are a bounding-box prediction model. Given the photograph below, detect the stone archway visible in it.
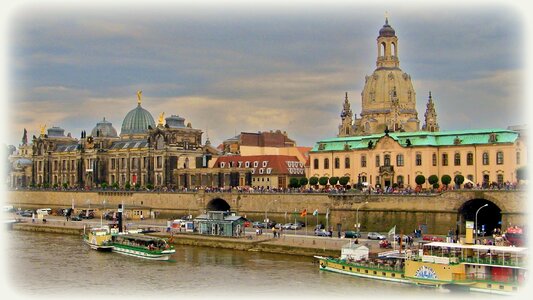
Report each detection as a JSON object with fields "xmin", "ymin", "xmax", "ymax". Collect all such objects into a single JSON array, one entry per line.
[
  {"xmin": 206, "ymin": 198, "xmax": 231, "ymax": 212},
  {"xmin": 457, "ymin": 199, "xmax": 502, "ymax": 236}
]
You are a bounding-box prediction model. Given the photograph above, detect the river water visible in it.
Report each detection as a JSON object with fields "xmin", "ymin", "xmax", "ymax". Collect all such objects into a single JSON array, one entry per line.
[{"xmin": 3, "ymin": 230, "xmax": 490, "ymax": 300}]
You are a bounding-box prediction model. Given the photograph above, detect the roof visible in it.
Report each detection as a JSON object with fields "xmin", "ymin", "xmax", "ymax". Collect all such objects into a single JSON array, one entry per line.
[
  {"xmin": 311, "ymin": 128, "xmax": 519, "ymax": 152},
  {"xmin": 425, "ymin": 242, "xmax": 527, "ymax": 254},
  {"xmin": 213, "ymin": 155, "xmax": 305, "ymax": 176},
  {"xmin": 110, "ymin": 140, "xmax": 149, "ymax": 150}
]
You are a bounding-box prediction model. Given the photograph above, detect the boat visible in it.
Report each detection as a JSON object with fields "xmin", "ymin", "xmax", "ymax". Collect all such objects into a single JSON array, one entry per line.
[
  {"xmin": 315, "ymin": 241, "xmax": 527, "ymax": 295},
  {"xmin": 83, "ymin": 226, "xmax": 114, "ymax": 251},
  {"xmin": 111, "ymin": 233, "xmax": 175, "ymax": 260},
  {"xmin": 83, "ymin": 226, "xmax": 175, "ymax": 260}
]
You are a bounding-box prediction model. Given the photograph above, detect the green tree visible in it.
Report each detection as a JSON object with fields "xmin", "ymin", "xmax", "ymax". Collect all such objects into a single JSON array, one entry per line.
[
  {"xmin": 134, "ymin": 183, "xmax": 141, "ymax": 190},
  {"xmin": 415, "ymin": 175, "xmax": 426, "ymax": 186},
  {"xmin": 299, "ymin": 177, "xmax": 308, "ymax": 187},
  {"xmin": 428, "ymin": 175, "xmax": 439, "ymax": 185},
  {"xmin": 101, "ymin": 182, "xmax": 108, "ymax": 190},
  {"xmin": 319, "ymin": 176, "xmax": 329, "ymax": 186},
  {"xmin": 289, "ymin": 177, "xmax": 301, "ymax": 188},
  {"xmin": 62, "ymin": 182, "xmax": 68, "ymax": 189},
  {"xmin": 329, "ymin": 176, "xmax": 339, "ymax": 186},
  {"xmin": 441, "ymin": 175, "xmax": 452, "ymax": 187},
  {"xmin": 112, "ymin": 182, "xmax": 119, "ymax": 189},
  {"xmin": 339, "ymin": 176, "xmax": 350, "ymax": 186},
  {"xmin": 309, "ymin": 176, "xmax": 319, "ymax": 186},
  {"xmin": 454, "ymin": 175, "xmax": 465, "ymax": 186},
  {"xmin": 125, "ymin": 181, "xmax": 131, "ymax": 190},
  {"xmin": 146, "ymin": 183, "xmax": 154, "ymax": 190},
  {"xmin": 433, "ymin": 183, "xmax": 440, "ymax": 189}
]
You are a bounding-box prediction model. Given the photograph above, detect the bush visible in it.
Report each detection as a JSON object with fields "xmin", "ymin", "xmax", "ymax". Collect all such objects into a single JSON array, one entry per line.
[
  {"xmin": 339, "ymin": 176, "xmax": 350, "ymax": 186},
  {"xmin": 289, "ymin": 177, "xmax": 301, "ymax": 188},
  {"xmin": 454, "ymin": 175, "xmax": 465, "ymax": 185},
  {"xmin": 125, "ymin": 181, "xmax": 131, "ymax": 190},
  {"xmin": 101, "ymin": 182, "xmax": 108, "ymax": 189},
  {"xmin": 112, "ymin": 182, "xmax": 119, "ymax": 189},
  {"xmin": 415, "ymin": 175, "xmax": 426, "ymax": 186},
  {"xmin": 146, "ymin": 183, "xmax": 154, "ymax": 190},
  {"xmin": 329, "ymin": 177, "xmax": 339, "ymax": 186},
  {"xmin": 299, "ymin": 177, "xmax": 308, "ymax": 187},
  {"xmin": 309, "ymin": 176, "xmax": 319, "ymax": 186},
  {"xmin": 441, "ymin": 175, "xmax": 452, "ymax": 186},
  {"xmin": 319, "ymin": 176, "xmax": 329, "ymax": 186},
  {"xmin": 428, "ymin": 175, "xmax": 439, "ymax": 185},
  {"xmin": 62, "ymin": 183, "xmax": 68, "ymax": 189},
  {"xmin": 433, "ymin": 183, "xmax": 440, "ymax": 189}
]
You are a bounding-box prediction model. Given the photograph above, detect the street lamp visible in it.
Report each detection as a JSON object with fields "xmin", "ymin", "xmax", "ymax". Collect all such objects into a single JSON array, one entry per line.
[
  {"xmin": 264, "ymin": 199, "xmax": 278, "ymax": 224},
  {"xmin": 475, "ymin": 204, "xmax": 489, "ymax": 243},
  {"xmin": 356, "ymin": 201, "xmax": 368, "ymax": 235}
]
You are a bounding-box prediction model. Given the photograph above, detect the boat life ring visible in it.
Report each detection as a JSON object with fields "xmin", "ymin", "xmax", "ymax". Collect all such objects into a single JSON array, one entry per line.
[{"xmin": 320, "ymin": 263, "xmax": 326, "ymax": 268}]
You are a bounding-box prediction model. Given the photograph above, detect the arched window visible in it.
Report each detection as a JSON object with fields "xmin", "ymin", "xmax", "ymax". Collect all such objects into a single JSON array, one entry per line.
[
  {"xmin": 496, "ymin": 151, "xmax": 504, "ymax": 165},
  {"xmin": 467, "ymin": 153, "xmax": 474, "ymax": 165},
  {"xmin": 384, "ymin": 154, "xmax": 391, "ymax": 166},
  {"xmin": 324, "ymin": 158, "xmax": 329, "ymax": 169},
  {"xmin": 416, "ymin": 153, "xmax": 422, "ymax": 166},
  {"xmin": 442, "ymin": 153, "xmax": 448, "ymax": 166},
  {"xmin": 482, "ymin": 152, "xmax": 489, "ymax": 165},
  {"xmin": 345, "ymin": 157, "xmax": 350, "ymax": 168},
  {"xmin": 391, "ymin": 42, "xmax": 397, "ymax": 57},
  {"xmin": 334, "ymin": 157, "xmax": 340, "ymax": 169},
  {"xmin": 313, "ymin": 159, "xmax": 319, "ymax": 169},
  {"xmin": 454, "ymin": 153, "xmax": 461, "ymax": 166},
  {"xmin": 396, "ymin": 154, "xmax": 404, "ymax": 166},
  {"xmin": 380, "ymin": 42, "xmax": 386, "ymax": 57}
]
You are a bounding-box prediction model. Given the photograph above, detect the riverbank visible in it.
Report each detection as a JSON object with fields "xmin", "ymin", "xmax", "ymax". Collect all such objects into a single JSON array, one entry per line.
[{"xmin": 10, "ymin": 221, "xmax": 358, "ymax": 257}]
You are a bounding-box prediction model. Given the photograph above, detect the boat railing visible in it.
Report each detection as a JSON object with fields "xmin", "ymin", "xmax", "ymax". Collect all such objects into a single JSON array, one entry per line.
[
  {"xmin": 459, "ymin": 256, "xmax": 525, "ymax": 267},
  {"xmin": 331, "ymin": 258, "xmax": 404, "ymax": 272}
]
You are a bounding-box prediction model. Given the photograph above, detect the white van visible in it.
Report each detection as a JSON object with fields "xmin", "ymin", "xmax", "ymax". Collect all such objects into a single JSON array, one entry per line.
[{"xmin": 36, "ymin": 208, "xmax": 52, "ymax": 215}]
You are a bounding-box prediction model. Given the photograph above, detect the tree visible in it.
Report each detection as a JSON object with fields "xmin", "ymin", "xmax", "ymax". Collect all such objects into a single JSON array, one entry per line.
[
  {"xmin": 146, "ymin": 183, "xmax": 154, "ymax": 190},
  {"xmin": 433, "ymin": 183, "xmax": 440, "ymax": 189},
  {"xmin": 454, "ymin": 175, "xmax": 465, "ymax": 186},
  {"xmin": 289, "ymin": 177, "xmax": 301, "ymax": 188},
  {"xmin": 112, "ymin": 182, "xmax": 119, "ymax": 189},
  {"xmin": 309, "ymin": 176, "xmax": 319, "ymax": 186},
  {"xmin": 62, "ymin": 183, "xmax": 68, "ymax": 189},
  {"xmin": 101, "ymin": 182, "xmax": 108, "ymax": 190},
  {"xmin": 517, "ymin": 166, "xmax": 528, "ymax": 181},
  {"xmin": 428, "ymin": 175, "xmax": 439, "ymax": 185},
  {"xmin": 134, "ymin": 183, "xmax": 141, "ymax": 190},
  {"xmin": 329, "ymin": 176, "xmax": 339, "ymax": 186},
  {"xmin": 125, "ymin": 181, "xmax": 131, "ymax": 190},
  {"xmin": 415, "ymin": 175, "xmax": 425, "ymax": 186},
  {"xmin": 319, "ymin": 176, "xmax": 329, "ymax": 186},
  {"xmin": 441, "ymin": 175, "xmax": 452, "ymax": 187},
  {"xmin": 339, "ymin": 176, "xmax": 350, "ymax": 186},
  {"xmin": 299, "ymin": 177, "xmax": 308, "ymax": 187}
]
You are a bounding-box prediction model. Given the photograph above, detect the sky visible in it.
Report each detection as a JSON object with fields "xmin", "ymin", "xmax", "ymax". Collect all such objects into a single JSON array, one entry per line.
[{"xmin": 1, "ymin": 0, "xmax": 529, "ymax": 149}]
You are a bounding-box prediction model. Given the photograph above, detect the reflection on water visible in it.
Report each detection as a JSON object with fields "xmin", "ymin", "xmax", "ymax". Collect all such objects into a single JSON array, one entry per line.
[{"xmin": 4, "ymin": 231, "xmax": 489, "ymax": 299}]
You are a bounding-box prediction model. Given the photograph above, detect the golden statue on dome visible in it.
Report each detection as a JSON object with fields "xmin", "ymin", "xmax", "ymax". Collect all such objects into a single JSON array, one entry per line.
[
  {"xmin": 40, "ymin": 124, "xmax": 46, "ymax": 136},
  {"xmin": 137, "ymin": 90, "xmax": 142, "ymax": 105},
  {"xmin": 158, "ymin": 112, "xmax": 165, "ymax": 126}
]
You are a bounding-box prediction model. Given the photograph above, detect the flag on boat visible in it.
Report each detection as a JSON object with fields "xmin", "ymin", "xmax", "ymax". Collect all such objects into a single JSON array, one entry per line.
[
  {"xmin": 388, "ymin": 225, "xmax": 396, "ymax": 236},
  {"xmin": 313, "ymin": 209, "xmax": 318, "ymax": 216},
  {"xmin": 300, "ymin": 209, "xmax": 307, "ymax": 217}
]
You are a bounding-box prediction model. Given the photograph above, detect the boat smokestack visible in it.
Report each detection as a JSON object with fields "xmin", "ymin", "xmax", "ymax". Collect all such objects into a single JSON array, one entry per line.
[{"xmin": 118, "ymin": 204, "xmax": 123, "ymax": 232}]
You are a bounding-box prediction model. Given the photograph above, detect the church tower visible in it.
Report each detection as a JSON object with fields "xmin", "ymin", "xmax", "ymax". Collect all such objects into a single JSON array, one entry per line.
[
  {"xmin": 422, "ymin": 91, "xmax": 440, "ymax": 132},
  {"xmin": 355, "ymin": 18, "xmax": 420, "ymax": 135},
  {"xmin": 338, "ymin": 92, "xmax": 356, "ymax": 137}
]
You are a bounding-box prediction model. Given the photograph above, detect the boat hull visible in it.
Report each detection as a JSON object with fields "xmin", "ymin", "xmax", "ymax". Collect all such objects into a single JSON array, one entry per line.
[
  {"xmin": 83, "ymin": 239, "xmax": 113, "ymax": 252},
  {"xmin": 112, "ymin": 244, "xmax": 175, "ymax": 261}
]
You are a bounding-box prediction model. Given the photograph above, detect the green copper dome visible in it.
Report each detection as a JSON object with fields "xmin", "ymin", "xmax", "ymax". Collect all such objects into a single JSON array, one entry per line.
[{"xmin": 120, "ymin": 103, "xmax": 155, "ymax": 136}]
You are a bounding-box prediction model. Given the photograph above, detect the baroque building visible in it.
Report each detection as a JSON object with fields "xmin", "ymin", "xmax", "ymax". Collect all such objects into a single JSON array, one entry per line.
[
  {"xmin": 314, "ymin": 19, "xmax": 527, "ymax": 188},
  {"xmin": 14, "ymin": 92, "xmax": 219, "ymax": 189}
]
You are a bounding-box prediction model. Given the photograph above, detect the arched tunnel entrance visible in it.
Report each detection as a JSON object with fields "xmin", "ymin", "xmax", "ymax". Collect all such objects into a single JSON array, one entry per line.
[
  {"xmin": 206, "ymin": 198, "xmax": 231, "ymax": 212},
  {"xmin": 458, "ymin": 199, "xmax": 501, "ymax": 236}
]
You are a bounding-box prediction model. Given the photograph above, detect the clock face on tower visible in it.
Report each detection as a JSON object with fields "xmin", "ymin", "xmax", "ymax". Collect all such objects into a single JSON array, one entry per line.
[{"xmin": 87, "ymin": 136, "xmax": 93, "ymax": 144}]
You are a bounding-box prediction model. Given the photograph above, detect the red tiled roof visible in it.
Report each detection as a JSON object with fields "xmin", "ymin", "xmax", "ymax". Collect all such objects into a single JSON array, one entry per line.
[{"xmin": 213, "ymin": 155, "xmax": 305, "ymax": 176}]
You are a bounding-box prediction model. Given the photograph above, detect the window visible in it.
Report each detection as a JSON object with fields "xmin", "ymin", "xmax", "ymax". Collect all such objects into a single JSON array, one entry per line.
[
  {"xmin": 220, "ymin": 162, "xmax": 225, "ymax": 168},
  {"xmin": 397, "ymin": 175, "xmax": 404, "ymax": 185},
  {"xmin": 467, "ymin": 175, "xmax": 474, "ymax": 182},
  {"xmin": 157, "ymin": 156, "xmax": 162, "ymax": 169},
  {"xmin": 432, "ymin": 153, "xmax": 437, "ymax": 166},
  {"xmin": 375, "ymin": 155, "xmax": 380, "ymax": 167},
  {"xmin": 262, "ymin": 161, "xmax": 268, "ymax": 167},
  {"xmin": 467, "ymin": 153, "xmax": 474, "ymax": 166},
  {"xmin": 497, "ymin": 174, "xmax": 504, "ymax": 184},
  {"xmin": 111, "ymin": 159, "xmax": 116, "ymax": 170},
  {"xmin": 482, "ymin": 152, "xmax": 489, "ymax": 165},
  {"xmin": 334, "ymin": 157, "xmax": 340, "ymax": 169},
  {"xmin": 361, "ymin": 155, "xmax": 367, "ymax": 168},
  {"xmin": 517, "ymin": 152, "xmax": 521, "ymax": 164},
  {"xmin": 496, "ymin": 151, "xmax": 504, "ymax": 165},
  {"xmin": 253, "ymin": 161, "xmax": 259, "ymax": 167},
  {"xmin": 416, "ymin": 153, "xmax": 422, "ymax": 166},
  {"xmin": 396, "ymin": 154, "xmax": 404, "ymax": 166},
  {"xmin": 313, "ymin": 159, "xmax": 319, "ymax": 169},
  {"xmin": 454, "ymin": 153, "xmax": 461, "ymax": 166},
  {"xmin": 245, "ymin": 161, "xmax": 250, "ymax": 168},
  {"xmin": 345, "ymin": 157, "xmax": 350, "ymax": 168},
  {"xmin": 384, "ymin": 154, "xmax": 391, "ymax": 166},
  {"xmin": 54, "ymin": 160, "xmax": 58, "ymax": 171},
  {"xmin": 324, "ymin": 158, "xmax": 329, "ymax": 169},
  {"xmin": 442, "ymin": 153, "xmax": 448, "ymax": 166}
]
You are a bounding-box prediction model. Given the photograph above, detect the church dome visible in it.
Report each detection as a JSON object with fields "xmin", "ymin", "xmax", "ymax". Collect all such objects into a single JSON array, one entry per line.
[
  {"xmin": 91, "ymin": 117, "xmax": 118, "ymax": 138},
  {"xmin": 120, "ymin": 103, "xmax": 155, "ymax": 136},
  {"xmin": 379, "ymin": 18, "xmax": 396, "ymax": 37}
]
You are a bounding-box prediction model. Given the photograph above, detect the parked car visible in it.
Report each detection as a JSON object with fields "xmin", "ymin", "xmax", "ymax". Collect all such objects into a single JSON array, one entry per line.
[
  {"xmin": 266, "ymin": 221, "xmax": 277, "ymax": 229},
  {"xmin": 71, "ymin": 215, "xmax": 82, "ymax": 221},
  {"xmin": 315, "ymin": 229, "xmax": 332, "ymax": 237},
  {"xmin": 18, "ymin": 210, "xmax": 34, "ymax": 217},
  {"xmin": 252, "ymin": 221, "xmax": 266, "ymax": 228},
  {"xmin": 314, "ymin": 224, "xmax": 325, "ymax": 230},
  {"xmin": 295, "ymin": 221, "xmax": 305, "ymax": 228},
  {"xmin": 79, "ymin": 210, "xmax": 95, "ymax": 219},
  {"xmin": 422, "ymin": 235, "xmax": 444, "ymax": 242},
  {"xmin": 394, "ymin": 234, "xmax": 411, "ymax": 242},
  {"xmin": 367, "ymin": 232, "xmax": 386, "ymax": 240},
  {"xmin": 290, "ymin": 223, "xmax": 302, "ymax": 230},
  {"xmin": 103, "ymin": 211, "xmax": 115, "ymax": 220},
  {"xmin": 344, "ymin": 231, "xmax": 361, "ymax": 239},
  {"xmin": 282, "ymin": 223, "xmax": 293, "ymax": 230}
]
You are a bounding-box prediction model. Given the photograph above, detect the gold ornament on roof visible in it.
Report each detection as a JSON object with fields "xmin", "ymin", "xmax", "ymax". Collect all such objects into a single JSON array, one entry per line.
[
  {"xmin": 158, "ymin": 112, "xmax": 165, "ymax": 126},
  {"xmin": 40, "ymin": 124, "xmax": 46, "ymax": 136},
  {"xmin": 137, "ymin": 90, "xmax": 142, "ymax": 105}
]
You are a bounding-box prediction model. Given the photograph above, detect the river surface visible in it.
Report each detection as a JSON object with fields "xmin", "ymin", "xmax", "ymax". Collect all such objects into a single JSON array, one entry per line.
[{"xmin": 2, "ymin": 230, "xmax": 491, "ymax": 300}]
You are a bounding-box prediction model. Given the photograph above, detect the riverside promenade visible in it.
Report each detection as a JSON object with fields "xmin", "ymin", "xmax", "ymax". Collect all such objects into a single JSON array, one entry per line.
[{"xmin": 8, "ymin": 215, "xmax": 390, "ymax": 258}]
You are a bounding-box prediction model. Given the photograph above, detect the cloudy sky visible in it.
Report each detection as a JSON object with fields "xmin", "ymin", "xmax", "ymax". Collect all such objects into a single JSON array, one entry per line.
[{"xmin": 2, "ymin": 0, "xmax": 528, "ymax": 148}]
